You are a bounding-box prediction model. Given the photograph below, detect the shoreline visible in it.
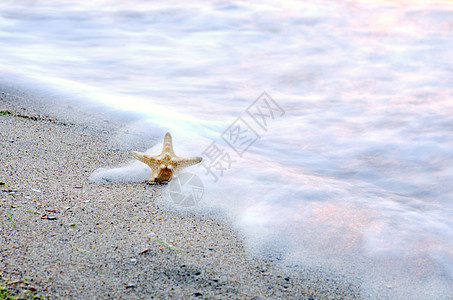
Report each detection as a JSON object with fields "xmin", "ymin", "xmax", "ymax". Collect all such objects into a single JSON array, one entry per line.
[{"xmin": 0, "ymin": 84, "xmax": 360, "ymax": 299}]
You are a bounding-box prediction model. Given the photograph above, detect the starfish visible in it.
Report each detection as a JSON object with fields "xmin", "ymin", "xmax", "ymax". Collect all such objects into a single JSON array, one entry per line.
[{"xmin": 132, "ymin": 132, "xmax": 202, "ymax": 183}]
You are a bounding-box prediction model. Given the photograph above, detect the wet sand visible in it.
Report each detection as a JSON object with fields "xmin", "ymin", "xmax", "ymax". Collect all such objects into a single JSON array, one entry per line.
[{"xmin": 0, "ymin": 85, "xmax": 360, "ymax": 299}]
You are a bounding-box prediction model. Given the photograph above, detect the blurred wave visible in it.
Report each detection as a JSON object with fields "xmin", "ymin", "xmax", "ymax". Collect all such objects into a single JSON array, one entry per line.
[{"xmin": 1, "ymin": 0, "xmax": 453, "ymax": 298}]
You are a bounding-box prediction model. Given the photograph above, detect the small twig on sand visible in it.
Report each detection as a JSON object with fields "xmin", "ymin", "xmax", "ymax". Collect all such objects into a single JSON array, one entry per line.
[
  {"xmin": 2, "ymin": 183, "xmax": 16, "ymax": 229},
  {"xmin": 9, "ymin": 205, "xmax": 15, "ymax": 229},
  {"xmin": 149, "ymin": 237, "xmax": 185, "ymax": 254}
]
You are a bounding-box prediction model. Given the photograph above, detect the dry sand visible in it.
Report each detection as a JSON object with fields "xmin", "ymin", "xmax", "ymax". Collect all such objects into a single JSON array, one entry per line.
[{"xmin": 0, "ymin": 86, "xmax": 361, "ymax": 299}]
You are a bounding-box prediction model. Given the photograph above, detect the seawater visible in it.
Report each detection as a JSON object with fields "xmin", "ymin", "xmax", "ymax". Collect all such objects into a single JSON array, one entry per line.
[{"xmin": 1, "ymin": 0, "xmax": 453, "ymax": 298}]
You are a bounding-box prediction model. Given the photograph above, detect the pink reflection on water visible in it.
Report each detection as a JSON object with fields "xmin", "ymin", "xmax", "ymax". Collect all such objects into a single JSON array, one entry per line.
[
  {"xmin": 306, "ymin": 201, "xmax": 370, "ymax": 250},
  {"xmin": 351, "ymin": 0, "xmax": 453, "ymax": 6}
]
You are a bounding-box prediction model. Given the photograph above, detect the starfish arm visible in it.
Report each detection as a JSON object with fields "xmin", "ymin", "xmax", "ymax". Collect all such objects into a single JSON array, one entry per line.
[
  {"xmin": 161, "ymin": 132, "xmax": 176, "ymax": 156},
  {"xmin": 174, "ymin": 156, "xmax": 202, "ymax": 173},
  {"xmin": 132, "ymin": 151, "xmax": 158, "ymax": 170}
]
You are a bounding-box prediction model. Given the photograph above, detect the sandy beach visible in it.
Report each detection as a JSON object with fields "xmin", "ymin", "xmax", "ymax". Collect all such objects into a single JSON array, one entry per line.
[{"xmin": 0, "ymin": 85, "xmax": 360, "ymax": 299}]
